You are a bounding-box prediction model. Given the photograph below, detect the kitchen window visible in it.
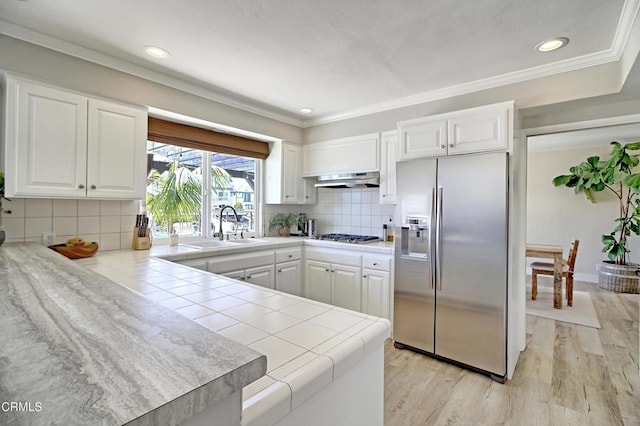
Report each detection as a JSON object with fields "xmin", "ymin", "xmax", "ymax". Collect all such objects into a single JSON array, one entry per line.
[{"xmin": 146, "ymin": 140, "xmax": 259, "ymax": 240}]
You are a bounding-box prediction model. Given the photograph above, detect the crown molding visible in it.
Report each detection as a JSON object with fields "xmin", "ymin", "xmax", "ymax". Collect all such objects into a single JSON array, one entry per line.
[{"xmin": 0, "ymin": 20, "xmax": 303, "ymax": 128}]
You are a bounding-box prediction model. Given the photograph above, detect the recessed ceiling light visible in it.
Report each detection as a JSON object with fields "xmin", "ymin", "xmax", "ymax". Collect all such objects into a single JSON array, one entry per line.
[
  {"xmin": 535, "ymin": 37, "xmax": 569, "ymax": 52},
  {"xmin": 300, "ymin": 107, "xmax": 314, "ymax": 114},
  {"xmin": 144, "ymin": 46, "xmax": 170, "ymax": 58}
]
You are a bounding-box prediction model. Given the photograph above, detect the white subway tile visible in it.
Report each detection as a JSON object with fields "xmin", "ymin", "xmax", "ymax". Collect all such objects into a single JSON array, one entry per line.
[
  {"xmin": 361, "ymin": 191, "xmax": 372, "ymax": 203},
  {"xmin": 371, "ymin": 204, "xmax": 382, "ymax": 215},
  {"xmin": 25, "ymin": 199, "xmax": 52, "ymax": 218},
  {"xmin": 52, "ymin": 217, "xmax": 78, "ymax": 236},
  {"xmin": 53, "ymin": 199, "xmax": 78, "ymax": 217},
  {"xmin": 120, "ymin": 215, "xmax": 137, "ymax": 232},
  {"xmin": 100, "ymin": 200, "xmax": 121, "ymax": 216},
  {"xmin": 342, "ymin": 192, "xmax": 351, "ymax": 204},
  {"xmin": 121, "ymin": 232, "xmax": 133, "ymax": 250},
  {"xmin": 361, "ymin": 215, "xmax": 372, "ymax": 227},
  {"xmin": 351, "ymin": 191, "xmax": 362, "ymax": 203},
  {"xmin": 361, "ymin": 204, "xmax": 372, "ymax": 215},
  {"xmin": 24, "ymin": 218, "xmax": 52, "ymax": 238},
  {"xmin": 351, "ymin": 204, "xmax": 361, "ymax": 215},
  {"xmin": 2, "ymin": 217, "xmax": 25, "ymax": 239},
  {"xmin": 100, "ymin": 233, "xmax": 121, "ymax": 251},
  {"xmin": 100, "ymin": 216, "xmax": 121, "ymax": 234},
  {"xmin": 120, "ymin": 200, "xmax": 140, "ymax": 216},
  {"xmin": 78, "ymin": 200, "xmax": 100, "ymax": 216},
  {"xmin": 78, "ymin": 216, "xmax": 100, "ymax": 234},
  {"xmin": 332, "ymin": 192, "xmax": 342, "ymax": 204},
  {"xmin": 2, "ymin": 198, "xmax": 25, "ymax": 218},
  {"xmin": 341, "ymin": 215, "xmax": 351, "ymax": 226}
]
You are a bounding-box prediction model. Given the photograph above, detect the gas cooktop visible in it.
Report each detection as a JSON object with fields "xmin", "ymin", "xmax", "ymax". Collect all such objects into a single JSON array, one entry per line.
[{"xmin": 314, "ymin": 233, "xmax": 382, "ymax": 244}]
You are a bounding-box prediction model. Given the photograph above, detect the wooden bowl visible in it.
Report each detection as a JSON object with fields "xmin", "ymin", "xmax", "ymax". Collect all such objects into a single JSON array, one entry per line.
[{"xmin": 49, "ymin": 242, "xmax": 99, "ymax": 259}]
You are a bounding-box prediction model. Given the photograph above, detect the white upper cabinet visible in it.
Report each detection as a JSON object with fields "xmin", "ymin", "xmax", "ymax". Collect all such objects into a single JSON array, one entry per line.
[
  {"xmin": 379, "ymin": 130, "xmax": 398, "ymax": 204},
  {"xmin": 3, "ymin": 75, "xmax": 148, "ymax": 199},
  {"xmin": 303, "ymin": 133, "xmax": 379, "ymax": 176},
  {"xmin": 397, "ymin": 101, "xmax": 513, "ymax": 160},
  {"xmin": 87, "ymin": 99, "xmax": 147, "ymax": 199},
  {"xmin": 397, "ymin": 118, "xmax": 447, "ymax": 160},
  {"xmin": 265, "ymin": 141, "xmax": 316, "ymax": 204}
]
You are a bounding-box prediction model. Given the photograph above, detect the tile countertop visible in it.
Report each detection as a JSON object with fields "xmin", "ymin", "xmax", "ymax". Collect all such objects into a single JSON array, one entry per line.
[
  {"xmin": 150, "ymin": 236, "xmax": 394, "ymax": 263},
  {"xmin": 0, "ymin": 243, "xmax": 266, "ymax": 426},
  {"xmin": 78, "ymin": 237, "xmax": 392, "ymax": 424}
]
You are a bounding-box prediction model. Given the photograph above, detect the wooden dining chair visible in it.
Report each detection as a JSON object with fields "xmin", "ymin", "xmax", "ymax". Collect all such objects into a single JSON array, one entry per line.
[{"xmin": 531, "ymin": 240, "xmax": 579, "ymax": 306}]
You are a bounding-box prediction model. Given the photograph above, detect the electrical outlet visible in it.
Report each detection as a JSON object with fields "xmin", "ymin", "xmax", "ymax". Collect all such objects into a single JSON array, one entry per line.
[{"xmin": 43, "ymin": 232, "xmax": 56, "ymax": 246}]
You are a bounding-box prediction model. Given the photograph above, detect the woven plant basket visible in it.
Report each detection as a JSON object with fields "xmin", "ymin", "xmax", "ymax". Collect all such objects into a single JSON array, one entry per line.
[{"xmin": 598, "ymin": 262, "xmax": 640, "ymax": 294}]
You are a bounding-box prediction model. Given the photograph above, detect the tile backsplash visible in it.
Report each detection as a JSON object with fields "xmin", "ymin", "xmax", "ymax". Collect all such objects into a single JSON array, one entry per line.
[
  {"xmin": 264, "ymin": 187, "xmax": 395, "ymax": 238},
  {"xmin": 1, "ymin": 198, "xmax": 140, "ymax": 251}
]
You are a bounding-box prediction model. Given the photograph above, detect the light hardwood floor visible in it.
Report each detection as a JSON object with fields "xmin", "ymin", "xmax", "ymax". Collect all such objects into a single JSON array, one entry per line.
[{"xmin": 384, "ymin": 280, "xmax": 639, "ymax": 425}]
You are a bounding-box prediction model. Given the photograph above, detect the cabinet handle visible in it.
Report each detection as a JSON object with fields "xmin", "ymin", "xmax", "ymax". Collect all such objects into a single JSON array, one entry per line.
[
  {"xmin": 78, "ymin": 184, "xmax": 85, "ymax": 189},
  {"xmin": 288, "ymin": 254, "xmax": 293, "ymax": 258},
  {"xmin": 382, "ymin": 194, "xmax": 386, "ymax": 197},
  {"xmin": 305, "ymin": 196, "xmax": 310, "ymax": 199},
  {"xmin": 325, "ymin": 268, "xmax": 330, "ymax": 272},
  {"xmin": 363, "ymin": 275, "xmax": 368, "ymax": 278},
  {"xmin": 449, "ymin": 143, "xmax": 454, "ymax": 148},
  {"xmin": 440, "ymin": 145, "xmax": 446, "ymax": 149},
  {"xmin": 278, "ymin": 269, "xmax": 282, "ymax": 273},
  {"xmin": 90, "ymin": 185, "xmax": 97, "ymax": 190},
  {"xmin": 246, "ymin": 275, "xmax": 251, "ymax": 279},
  {"xmin": 373, "ymin": 262, "xmax": 378, "ymax": 266}
]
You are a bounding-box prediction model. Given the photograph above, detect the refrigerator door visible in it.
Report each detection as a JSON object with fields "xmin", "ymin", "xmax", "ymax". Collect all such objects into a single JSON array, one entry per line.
[
  {"xmin": 394, "ymin": 158, "xmax": 437, "ymax": 353},
  {"xmin": 434, "ymin": 152, "xmax": 508, "ymax": 376}
]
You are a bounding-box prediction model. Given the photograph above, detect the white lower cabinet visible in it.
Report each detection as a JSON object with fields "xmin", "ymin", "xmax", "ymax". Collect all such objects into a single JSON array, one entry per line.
[
  {"xmin": 304, "ymin": 247, "xmax": 363, "ymax": 310},
  {"xmin": 362, "ymin": 269, "xmax": 390, "ymax": 319},
  {"xmin": 244, "ymin": 265, "xmax": 276, "ymax": 289},
  {"xmin": 207, "ymin": 251, "xmax": 275, "ymax": 289},
  {"xmin": 330, "ymin": 264, "xmax": 362, "ymax": 311},
  {"xmin": 304, "ymin": 260, "xmax": 361, "ymax": 309},
  {"xmin": 304, "ymin": 260, "xmax": 332, "ymax": 304},
  {"xmin": 276, "ymin": 260, "xmax": 302, "ymax": 296},
  {"xmin": 174, "ymin": 244, "xmax": 392, "ymax": 319}
]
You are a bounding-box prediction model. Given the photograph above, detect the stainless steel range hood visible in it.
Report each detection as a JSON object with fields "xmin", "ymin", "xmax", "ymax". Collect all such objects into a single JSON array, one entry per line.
[{"xmin": 315, "ymin": 172, "xmax": 380, "ymax": 188}]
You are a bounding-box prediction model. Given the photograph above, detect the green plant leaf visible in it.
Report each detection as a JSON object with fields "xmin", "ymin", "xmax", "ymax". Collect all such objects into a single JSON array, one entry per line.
[
  {"xmin": 623, "ymin": 173, "xmax": 640, "ymax": 190},
  {"xmin": 552, "ymin": 175, "xmax": 572, "ymax": 186},
  {"xmin": 624, "ymin": 141, "xmax": 640, "ymax": 151}
]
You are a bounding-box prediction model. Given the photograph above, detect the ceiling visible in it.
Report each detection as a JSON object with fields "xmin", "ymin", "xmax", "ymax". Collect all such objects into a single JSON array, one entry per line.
[{"xmin": 0, "ymin": 0, "xmax": 638, "ymax": 126}]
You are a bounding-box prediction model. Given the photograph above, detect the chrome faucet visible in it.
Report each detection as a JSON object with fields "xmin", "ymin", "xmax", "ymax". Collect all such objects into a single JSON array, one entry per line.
[{"xmin": 217, "ymin": 205, "xmax": 240, "ymax": 240}]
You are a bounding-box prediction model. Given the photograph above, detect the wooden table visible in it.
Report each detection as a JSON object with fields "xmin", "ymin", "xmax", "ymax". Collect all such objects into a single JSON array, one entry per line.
[{"xmin": 526, "ymin": 243, "xmax": 564, "ymax": 309}]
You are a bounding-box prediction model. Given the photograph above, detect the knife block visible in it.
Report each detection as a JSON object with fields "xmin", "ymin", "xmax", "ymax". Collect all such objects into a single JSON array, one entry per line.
[{"xmin": 132, "ymin": 227, "xmax": 152, "ymax": 250}]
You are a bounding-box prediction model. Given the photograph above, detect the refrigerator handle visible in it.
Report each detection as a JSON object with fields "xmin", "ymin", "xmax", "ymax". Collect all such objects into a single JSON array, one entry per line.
[
  {"xmin": 429, "ymin": 187, "xmax": 436, "ymax": 289},
  {"xmin": 436, "ymin": 187, "xmax": 443, "ymax": 291}
]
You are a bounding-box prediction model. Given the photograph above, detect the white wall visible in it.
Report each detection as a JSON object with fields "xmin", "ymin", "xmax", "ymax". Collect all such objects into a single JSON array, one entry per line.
[
  {"xmin": 2, "ymin": 198, "xmax": 140, "ymax": 251},
  {"xmin": 526, "ymin": 144, "xmax": 640, "ymax": 282}
]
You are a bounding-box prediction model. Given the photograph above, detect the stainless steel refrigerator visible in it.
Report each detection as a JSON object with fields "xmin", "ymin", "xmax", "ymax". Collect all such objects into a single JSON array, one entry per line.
[{"xmin": 393, "ymin": 152, "xmax": 508, "ymax": 381}]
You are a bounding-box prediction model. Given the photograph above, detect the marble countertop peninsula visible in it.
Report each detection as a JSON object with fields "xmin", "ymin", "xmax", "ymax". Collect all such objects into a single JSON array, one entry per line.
[{"xmin": 0, "ymin": 243, "xmax": 266, "ymax": 426}]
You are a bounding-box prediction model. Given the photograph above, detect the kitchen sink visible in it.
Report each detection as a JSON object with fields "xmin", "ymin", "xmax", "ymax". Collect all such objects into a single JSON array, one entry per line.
[
  {"xmin": 227, "ymin": 238, "xmax": 267, "ymax": 244},
  {"xmin": 179, "ymin": 240, "xmax": 234, "ymax": 249}
]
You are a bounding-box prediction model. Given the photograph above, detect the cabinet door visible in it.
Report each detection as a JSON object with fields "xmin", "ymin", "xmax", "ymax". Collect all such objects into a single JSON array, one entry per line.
[
  {"xmin": 220, "ymin": 269, "xmax": 245, "ymax": 281},
  {"xmin": 300, "ymin": 177, "xmax": 317, "ymax": 204},
  {"xmin": 7, "ymin": 78, "xmax": 88, "ymax": 197},
  {"xmin": 304, "ymin": 260, "xmax": 332, "ymax": 304},
  {"xmin": 330, "ymin": 264, "xmax": 362, "ymax": 312},
  {"xmin": 276, "ymin": 260, "xmax": 302, "ymax": 296},
  {"xmin": 362, "ymin": 269, "xmax": 390, "ymax": 319},
  {"xmin": 397, "ymin": 117, "xmax": 447, "ymax": 160},
  {"xmin": 245, "ymin": 265, "xmax": 275, "ymax": 290},
  {"xmin": 379, "ymin": 130, "xmax": 398, "ymax": 204},
  {"xmin": 87, "ymin": 99, "xmax": 147, "ymax": 199},
  {"xmin": 282, "ymin": 143, "xmax": 300, "ymax": 203},
  {"xmin": 447, "ymin": 105, "xmax": 509, "ymax": 155}
]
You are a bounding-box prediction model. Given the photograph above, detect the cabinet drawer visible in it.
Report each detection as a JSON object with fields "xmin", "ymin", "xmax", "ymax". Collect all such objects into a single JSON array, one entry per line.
[
  {"xmin": 304, "ymin": 247, "xmax": 361, "ymax": 267},
  {"xmin": 207, "ymin": 251, "xmax": 274, "ymax": 274},
  {"xmin": 363, "ymin": 255, "xmax": 392, "ymax": 271},
  {"xmin": 275, "ymin": 248, "xmax": 301, "ymax": 263}
]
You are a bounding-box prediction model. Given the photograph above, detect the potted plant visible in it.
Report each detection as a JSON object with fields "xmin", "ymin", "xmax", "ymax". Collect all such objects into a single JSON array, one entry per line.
[
  {"xmin": 553, "ymin": 140, "xmax": 640, "ymax": 293},
  {"xmin": 268, "ymin": 213, "xmax": 297, "ymax": 237}
]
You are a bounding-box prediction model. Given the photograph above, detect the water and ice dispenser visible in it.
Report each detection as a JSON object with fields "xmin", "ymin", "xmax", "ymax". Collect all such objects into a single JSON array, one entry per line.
[{"xmin": 400, "ymin": 215, "xmax": 429, "ymax": 259}]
